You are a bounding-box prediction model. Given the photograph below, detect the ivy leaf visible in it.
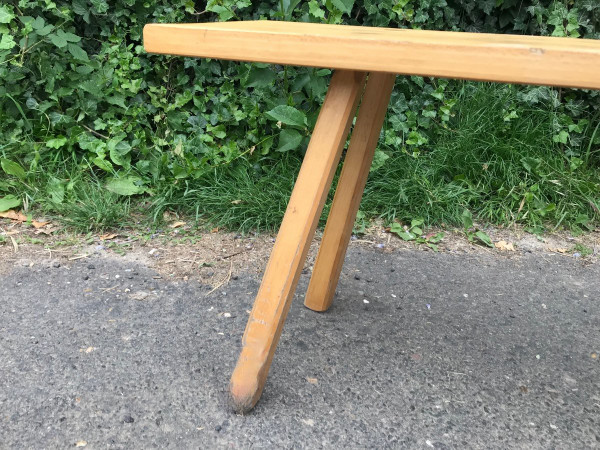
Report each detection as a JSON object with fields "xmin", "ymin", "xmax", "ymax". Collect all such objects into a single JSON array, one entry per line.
[
  {"xmin": 245, "ymin": 67, "xmax": 276, "ymax": 88},
  {"xmin": 79, "ymin": 79, "xmax": 102, "ymax": 96},
  {"xmin": 206, "ymin": 4, "xmax": 235, "ymax": 21},
  {"xmin": 0, "ymin": 34, "xmax": 16, "ymax": 50},
  {"xmin": 331, "ymin": 0, "xmax": 355, "ymax": 14},
  {"xmin": 46, "ymin": 136, "xmax": 68, "ymax": 149},
  {"xmin": 406, "ymin": 130, "xmax": 428, "ymax": 146},
  {"xmin": 553, "ymin": 130, "xmax": 569, "ymax": 144},
  {"xmin": 106, "ymin": 95, "xmax": 127, "ymax": 108},
  {"xmin": 308, "ymin": 0, "xmax": 326, "ymax": 18},
  {"xmin": 0, "ymin": 6, "xmax": 15, "ymax": 24},
  {"xmin": 481, "ymin": 0, "xmax": 496, "ymax": 14},
  {"xmin": 1, "ymin": 159, "xmax": 26, "ymax": 179},
  {"xmin": 0, "ymin": 195, "xmax": 21, "ymax": 212},
  {"xmin": 105, "ymin": 176, "xmax": 145, "ymax": 195},
  {"xmin": 67, "ymin": 43, "xmax": 89, "ymax": 61},
  {"xmin": 90, "ymin": 0, "xmax": 109, "ymax": 14},
  {"xmin": 370, "ymin": 149, "xmax": 389, "ymax": 173},
  {"xmin": 266, "ymin": 105, "xmax": 307, "ymax": 128},
  {"xmin": 276, "ymin": 129, "xmax": 303, "ymax": 152}
]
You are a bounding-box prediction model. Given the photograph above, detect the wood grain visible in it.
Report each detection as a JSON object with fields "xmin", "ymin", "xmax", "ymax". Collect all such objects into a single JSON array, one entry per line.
[
  {"xmin": 304, "ymin": 73, "xmax": 396, "ymax": 312},
  {"xmin": 229, "ymin": 70, "xmax": 367, "ymax": 413},
  {"xmin": 144, "ymin": 21, "xmax": 600, "ymax": 89}
]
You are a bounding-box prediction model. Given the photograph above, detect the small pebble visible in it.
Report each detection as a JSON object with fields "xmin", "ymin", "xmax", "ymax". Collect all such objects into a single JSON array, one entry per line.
[
  {"xmin": 123, "ymin": 414, "xmax": 134, "ymax": 424},
  {"xmin": 87, "ymin": 264, "xmax": 95, "ymax": 270},
  {"xmin": 363, "ymin": 299, "xmax": 369, "ymax": 304},
  {"xmin": 83, "ymin": 275, "xmax": 89, "ymax": 281},
  {"xmin": 53, "ymin": 262, "xmax": 61, "ymax": 268},
  {"xmin": 354, "ymin": 275, "xmax": 360, "ymax": 280},
  {"xmin": 215, "ymin": 425, "xmax": 222, "ymax": 432}
]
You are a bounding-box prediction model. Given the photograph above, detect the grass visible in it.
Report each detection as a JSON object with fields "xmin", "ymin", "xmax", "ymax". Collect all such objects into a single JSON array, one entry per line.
[
  {"xmin": 157, "ymin": 82, "xmax": 600, "ymax": 233},
  {"xmin": 363, "ymin": 82, "xmax": 600, "ymax": 230},
  {"xmin": 150, "ymin": 153, "xmax": 301, "ymax": 232},
  {"xmin": 3, "ymin": 82, "xmax": 599, "ymax": 234},
  {"xmin": 52, "ymin": 181, "xmax": 132, "ymax": 232}
]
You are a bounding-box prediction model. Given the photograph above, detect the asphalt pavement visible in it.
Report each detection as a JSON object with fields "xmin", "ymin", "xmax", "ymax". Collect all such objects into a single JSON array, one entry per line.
[{"xmin": 1, "ymin": 247, "xmax": 599, "ymax": 448}]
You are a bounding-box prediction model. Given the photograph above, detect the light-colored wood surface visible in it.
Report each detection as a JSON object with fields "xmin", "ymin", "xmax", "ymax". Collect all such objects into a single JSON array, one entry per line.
[
  {"xmin": 304, "ymin": 72, "xmax": 396, "ymax": 312},
  {"xmin": 144, "ymin": 21, "xmax": 600, "ymax": 89},
  {"xmin": 229, "ymin": 70, "xmax": 367, "ymax": 413}
]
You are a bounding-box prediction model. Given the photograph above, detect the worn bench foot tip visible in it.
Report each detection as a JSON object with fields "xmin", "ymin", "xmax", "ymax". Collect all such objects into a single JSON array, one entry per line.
[
  {"xmin": 304, "ymin": 299, "xmax": 331, "ymax": 313},
  {"xmin": 229, "ymin": 367, "xmax": 263, "ymax": 414}
]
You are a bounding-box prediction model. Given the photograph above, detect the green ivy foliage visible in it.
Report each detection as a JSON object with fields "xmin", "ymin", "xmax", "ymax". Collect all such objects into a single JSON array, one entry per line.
[{"xmin": 0, "ymin": 0, "xmax": 599, "ymax": 197}]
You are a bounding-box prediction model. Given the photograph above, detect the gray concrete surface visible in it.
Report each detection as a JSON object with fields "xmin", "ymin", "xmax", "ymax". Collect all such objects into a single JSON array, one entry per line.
[{"xmin": 0, "ymin": 247, "xmax": 599, "ymax": 448}]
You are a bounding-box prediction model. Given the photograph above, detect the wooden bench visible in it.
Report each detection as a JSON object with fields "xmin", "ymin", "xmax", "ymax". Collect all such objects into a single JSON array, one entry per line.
[{"xmin": 143, "ymin": 21, "xmax": 600, "ymax": 413}]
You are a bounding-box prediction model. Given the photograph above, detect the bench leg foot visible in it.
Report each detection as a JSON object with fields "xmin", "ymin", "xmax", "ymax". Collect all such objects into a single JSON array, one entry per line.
[
  {"xmin": 229, "ymin": 70, "xmax": 367, "ymax": 413},
  {"xmin": 304, "ymin": 73, "xmax": 396, "ymax": 313}
]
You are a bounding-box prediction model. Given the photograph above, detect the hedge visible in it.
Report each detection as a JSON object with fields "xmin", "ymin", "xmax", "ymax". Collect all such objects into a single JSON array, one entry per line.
[{"xmin": 0, "ymin": 1, "xmax": 599, "ymax": 198}]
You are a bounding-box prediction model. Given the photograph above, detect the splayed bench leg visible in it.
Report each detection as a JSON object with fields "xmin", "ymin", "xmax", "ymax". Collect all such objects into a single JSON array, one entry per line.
[
  {"xmin": 304, "ymin": 72, "xmax": 396, "ymax": 312},
  {"xmin": 229, "ymin": 70, "xmax": 367, "ymax": 413}
]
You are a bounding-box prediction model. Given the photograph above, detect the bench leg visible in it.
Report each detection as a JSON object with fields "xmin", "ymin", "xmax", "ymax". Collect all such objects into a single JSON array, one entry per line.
[
  {"xmin": 229, "ymin": 70, "xmax": 367, "ymax": 413},
  {"xmin": 304, "ymin": 73, "xmax": 396, "ymax": 312}
]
